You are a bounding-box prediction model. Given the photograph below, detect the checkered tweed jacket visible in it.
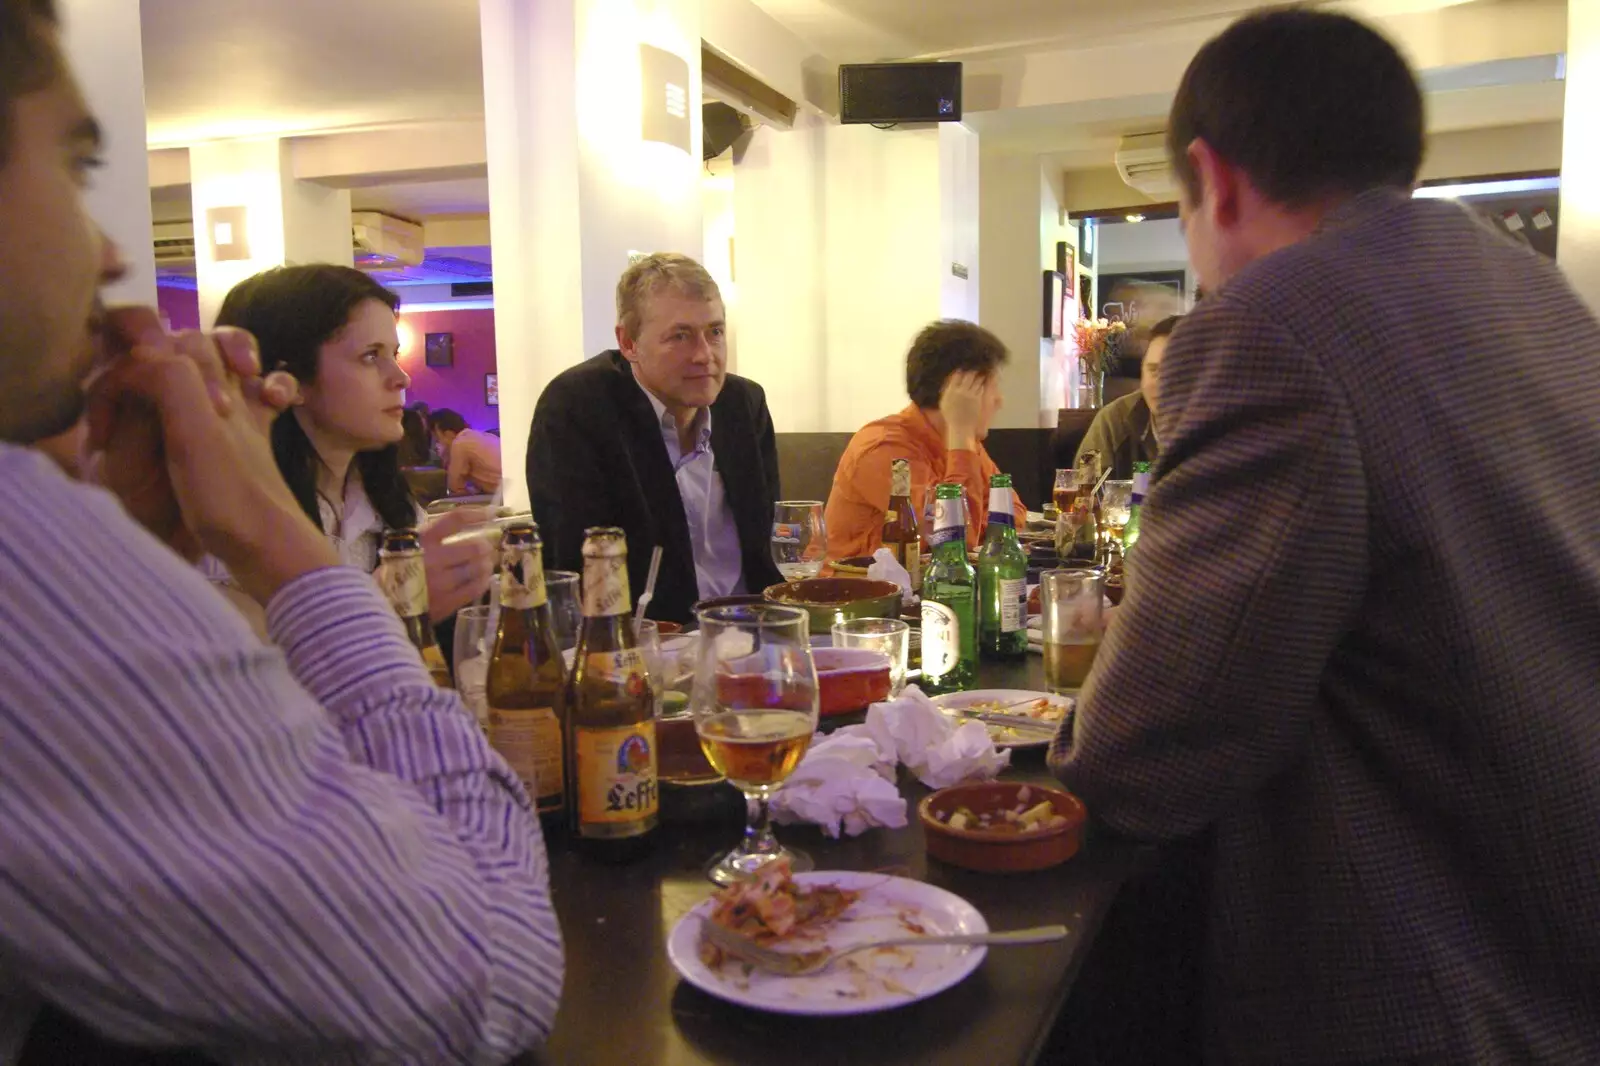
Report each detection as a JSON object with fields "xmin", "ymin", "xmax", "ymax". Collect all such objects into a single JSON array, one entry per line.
[{"xmin": 1051, "ymin": 188, "xmax": 1600, "ymax": 1065}]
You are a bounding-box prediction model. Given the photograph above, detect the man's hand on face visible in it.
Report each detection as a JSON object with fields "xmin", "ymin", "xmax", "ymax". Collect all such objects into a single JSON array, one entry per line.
[
  {"xmin": 86, "ymin": 307, "xmax": 338, "ymax": 603},
  {"xmin": 939, "ymin": 370, "xmax": 987, "ymax": 452}
]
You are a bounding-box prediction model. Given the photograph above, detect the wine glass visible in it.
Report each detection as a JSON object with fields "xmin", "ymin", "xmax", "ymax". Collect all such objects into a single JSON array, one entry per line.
[
  {"xmin": 452, "ymin": 605, "xmax": 495, "ymax": 729},
  {"xmin": 771, "ymin": 501, "xmax": 827, "ymax": 581},
  {"xmin": 691, "ymin": 604, "xmax": 820, "ymax": 885},
  {"xmin": 1100, "ymin": 480, "xmax": 1134, "ymax": 558}
]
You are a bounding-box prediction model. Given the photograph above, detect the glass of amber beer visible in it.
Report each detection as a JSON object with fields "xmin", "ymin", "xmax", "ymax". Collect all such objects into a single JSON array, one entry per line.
[
  {"xmin": 691, "ymin": 604, "xmax": 820, "ymax": 885},
  {"xmin": 1041, "ymin": 568, "xmax": 1105, "ymax": 694}
]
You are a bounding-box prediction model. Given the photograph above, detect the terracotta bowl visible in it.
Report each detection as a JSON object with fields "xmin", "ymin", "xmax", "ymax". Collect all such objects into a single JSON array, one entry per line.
[
  {"xmin": 812, "ymin": 646, "xmax": 893, "ymax": 717},
  {"xmin": 763, "ymin": 577, "xmax": 902, "ymax": 633},
  {"xmin": 919, "ymin": 781, "xmax": 1087, "ymax": 874}
]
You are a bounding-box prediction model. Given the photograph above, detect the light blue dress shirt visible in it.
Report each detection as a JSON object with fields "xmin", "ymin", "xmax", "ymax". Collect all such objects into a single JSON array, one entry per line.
[{"xmin": 635, "ymin": 372, "xmax": 747, "ymax": 600}]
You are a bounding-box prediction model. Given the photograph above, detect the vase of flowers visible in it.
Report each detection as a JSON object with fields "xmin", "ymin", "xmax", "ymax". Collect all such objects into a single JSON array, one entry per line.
[{"xmin": 1071, "ymin": 318, "xmax": 1128, "ymax": 409}]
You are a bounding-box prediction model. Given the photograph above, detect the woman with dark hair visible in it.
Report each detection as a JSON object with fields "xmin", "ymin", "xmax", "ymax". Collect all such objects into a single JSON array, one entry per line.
[
  {"xmin": 209, "ymin": 264, "xmax": 493, "ymax": 622},
  {"xmin": 397, "ymin": 406, "xmax": 433, "ymax": 467}
]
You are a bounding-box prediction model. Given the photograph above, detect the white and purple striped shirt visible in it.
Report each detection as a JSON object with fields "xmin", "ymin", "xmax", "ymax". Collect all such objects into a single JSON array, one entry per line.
[{"xmin": 0, "ymin": 445, "xmax": 562, "ymax": 1064}]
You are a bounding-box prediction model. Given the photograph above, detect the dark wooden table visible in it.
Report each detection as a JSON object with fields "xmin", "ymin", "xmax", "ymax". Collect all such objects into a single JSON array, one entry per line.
[{"xmin": 524, "ymin": 657, "xmax": 1141, "ymax": 1066}]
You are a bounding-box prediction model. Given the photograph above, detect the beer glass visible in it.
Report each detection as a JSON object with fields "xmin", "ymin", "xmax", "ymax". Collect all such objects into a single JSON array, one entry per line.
[
  {"xmin": 691, "ymin": 604, "xmax": 819, "ymax": 885},
  {"xmin": 544, "ymin": 570, "xmax": 581, "ymax": 651},
  {"xmin": 1051, "ymin": 468, "xmax": 1077, "ymax": 514},
  {"xmin": 643, "ymin": 624, "xmax": 722, "ymax": 788},
  {"xmin": 1100, "ymin": 480, "xmax": 1134, "ymax": 552},
  {"xmin": 832, "ymin": 617, "xmax": 910, "ymax": 696},
  {"xmin": 452, "ymin": 605, "xmax": 495, "ymax": 728},
  {"xmin": 770, "ymin": 501, "xmax": 826, "ymax": 581},
  {"xmin": 1040, "ymin": 568, "xmax": 1105, "ymax": 694}
]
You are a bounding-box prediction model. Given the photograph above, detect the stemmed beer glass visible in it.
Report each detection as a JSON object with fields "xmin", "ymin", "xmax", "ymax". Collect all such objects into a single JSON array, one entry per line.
[{"xmin": 690, "ymin": 604, "xmax": 819, "ymax": 885}]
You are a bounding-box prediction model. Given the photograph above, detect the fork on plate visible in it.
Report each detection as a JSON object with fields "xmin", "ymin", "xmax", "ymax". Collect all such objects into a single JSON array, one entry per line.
[{"xmin": 700, "ymin": 919, "xmax": 1068, "ymax": 977}]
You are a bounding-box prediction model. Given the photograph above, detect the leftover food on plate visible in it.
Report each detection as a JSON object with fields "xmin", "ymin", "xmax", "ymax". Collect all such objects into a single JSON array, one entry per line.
[
  {"xmin": 699, "ymin": 859, "xmax": 861, "ymax": 970},
  {"xmin": 932, "ymin": 785, "xmax": 1072, "ymax": 836}
]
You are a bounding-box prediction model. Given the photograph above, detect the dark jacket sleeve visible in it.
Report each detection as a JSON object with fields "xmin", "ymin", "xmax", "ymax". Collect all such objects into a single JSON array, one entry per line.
[
  {"xmin": 527, "ymin": 373, "xmax": 612, "ymax": 575},
  {"xmin": 743, "ymin": 379, "xmax": 785, "ymax": 590}
]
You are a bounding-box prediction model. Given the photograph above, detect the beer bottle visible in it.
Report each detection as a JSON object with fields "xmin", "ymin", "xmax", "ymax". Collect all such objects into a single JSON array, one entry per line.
[
  {"xmin": 1124, "ymin": 460, "xmax": 1151, "ymax": 553},
  {"xmin": 487, "ymin": 521, "xmax": 568, "ymax": 837},
  {"xmin": 375, "ymin": 529, "xmax": 452, "ymax": 687},
  {"xmin": 978, "ymin": 474, "xmax": 1028, "ymax": 661},
  {"xmin": 921, "ymin": 483, "xmax": 977, "ymax": 694},
  {"xmin": 881, "ymin": 458, "xmax": 922, "ymax": 591},
  {"xmin": 567, "ymin": 527, "xmax": 658, "ymax": 860}
]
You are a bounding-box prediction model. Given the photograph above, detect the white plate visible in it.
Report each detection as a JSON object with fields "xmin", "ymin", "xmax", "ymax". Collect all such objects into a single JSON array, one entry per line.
[
  {"xmin": 666, "ymin": 871, "xmax": 989, "ymax": 1016},
  {"xmin": 930, "ymin": 689, "xmax": 1072, "ymax": 750}
]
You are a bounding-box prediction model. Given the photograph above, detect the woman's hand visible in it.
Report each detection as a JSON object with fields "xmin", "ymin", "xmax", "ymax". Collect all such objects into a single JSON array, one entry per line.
[{"xmin": 420, "ymin": 507, "xmax": 497, "ymax": 621}]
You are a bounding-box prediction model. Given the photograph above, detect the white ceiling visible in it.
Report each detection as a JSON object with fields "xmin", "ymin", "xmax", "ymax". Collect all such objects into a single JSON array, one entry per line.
[{"xmin": 139, "ymin": 0, "xmax": 485, "ymax": 147}]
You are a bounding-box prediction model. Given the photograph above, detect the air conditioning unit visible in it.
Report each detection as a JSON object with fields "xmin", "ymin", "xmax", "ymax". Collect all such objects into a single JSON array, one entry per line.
[
  {"xmin": 352, "ymin": 211, "xmax": 425, "ymax": 268},
  {"xmin": 1113, "ymin": 132, "xmax": 1176, "ymax": 200},
  {"xmin": 153, "ymin": 220, "xmax": 196, "ymax": 266}
]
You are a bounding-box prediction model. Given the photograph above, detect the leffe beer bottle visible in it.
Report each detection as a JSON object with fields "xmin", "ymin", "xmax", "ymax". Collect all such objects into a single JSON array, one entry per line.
[{"xmin": 566, "ymin": 527, "xmax": 658, "ymax": 860}]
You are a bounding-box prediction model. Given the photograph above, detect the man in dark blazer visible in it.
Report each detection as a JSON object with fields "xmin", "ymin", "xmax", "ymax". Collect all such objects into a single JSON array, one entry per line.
[
  {"xmin": 527, "ymin": 254, "xmax": 782, "ymax": 624},
  {"xmin": 1053, "ymin": 9, "xmax": 1600, "ymax": 1064}
]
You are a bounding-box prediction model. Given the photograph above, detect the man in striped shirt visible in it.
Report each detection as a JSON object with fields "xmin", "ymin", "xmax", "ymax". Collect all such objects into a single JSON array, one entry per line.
[{"xmin": 0, "ymin": 3, "xmax": 563, "ymax": 1062}]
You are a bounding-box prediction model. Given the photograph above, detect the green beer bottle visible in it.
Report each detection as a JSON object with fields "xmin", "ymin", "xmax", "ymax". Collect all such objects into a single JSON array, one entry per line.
[
  {"xmin": 921, "ymin": 482, "xmax": 977, "ymax": 693},
  {"xmin": 1124, "ymin": 460, "xmax": 1151, "ymax": 553},
  {"xmin": 978, "ymin": 474, "xmax": 1028, "ymax": 661}
]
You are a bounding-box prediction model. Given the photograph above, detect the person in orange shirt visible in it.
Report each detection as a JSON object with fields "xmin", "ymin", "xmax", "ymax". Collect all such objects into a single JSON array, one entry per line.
[{"xmin": 826, "ymin": 319, "xmax": 1026, "ymax": 559}]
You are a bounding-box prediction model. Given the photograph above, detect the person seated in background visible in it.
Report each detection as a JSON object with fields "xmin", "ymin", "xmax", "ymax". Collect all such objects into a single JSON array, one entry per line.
[
  {"xmin": 826, "ymin": 319, "xmax": 1026, "ymax": 560},
  {"xmin": 1073, "ymin": 314, "xmax": 1179, "ymax": 479},
  {"xmin": 396, "ymin": 404, "xmax": 433, "ymax": 467},
  {"xmin": 431, "ymin": 406, "xmax": 503, "ymax": 496},
  {"xmin": 527, "ymin": 253, "xmax": 782, "ymax": 623},
  {"xmin": 210, "ymin": 266, "xmax": 493, "ymax": 623},
  {"xmin": 0, "ymin": 5, "xmax": 562, "ymax": 1059}
]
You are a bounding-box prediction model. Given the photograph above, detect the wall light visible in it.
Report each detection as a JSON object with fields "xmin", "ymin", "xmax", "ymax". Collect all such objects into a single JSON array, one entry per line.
[
  {"xmin": 1124, "ymin": 213, "xmax": 1146, "ymax": 224},
  {"xmin": 396, "ymin": 319, "xmax": 417, "ymax": 360},
  {"xmin": 206, "ymin": 205, "xmax": 252, "ymax": 262}
]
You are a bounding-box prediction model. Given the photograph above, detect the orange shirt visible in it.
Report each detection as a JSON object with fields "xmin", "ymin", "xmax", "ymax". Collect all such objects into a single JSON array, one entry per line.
[
  {"xmin": 446, "ymin": 429, "xmax": 503, "ymax": 495},
  {"xmin": 825, "ymin": 405, "xmax": 1027, "ymax": 559}
]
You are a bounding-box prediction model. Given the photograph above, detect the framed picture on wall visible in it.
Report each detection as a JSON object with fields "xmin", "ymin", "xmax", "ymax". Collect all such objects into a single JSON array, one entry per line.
[
  {"xmin": 1042, "ymin": 270, "xmax": 1066, "ymax": 340},
  {"xmin": 485, "ymin": 373, "xmax": 499, "ymax": 407},
  {"xmin": 1078, "ymin": 217, "xmax": 1097, "ymax": 268},
  {"xmin": 425, "ymin": 332, "xmax": 454, "ymax": 368}
]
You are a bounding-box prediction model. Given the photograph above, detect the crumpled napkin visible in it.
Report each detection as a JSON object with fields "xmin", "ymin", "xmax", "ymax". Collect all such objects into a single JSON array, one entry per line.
[
  {"xmin": 771, "ymin": 686, "xmax": 1010, "ymax": 836},
  {"xmin": 866, "ymin": 547, "xmax": 915, "ymax": 606},
  {"xmin": 857, "ymin": 685, "xmax": 1011, "ymax": 788},
  {"xmin": 771, "ymin": 731, "xmax": 907, "ymax": 838}
]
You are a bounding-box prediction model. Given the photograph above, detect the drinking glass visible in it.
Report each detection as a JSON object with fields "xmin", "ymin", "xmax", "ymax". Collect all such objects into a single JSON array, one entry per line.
[
  {"xmin": 691, "ymin": 604, "xmax": 820, "ymax": 885},
  {"xmin": 832, "ymin": 617, "xmax": 910, "ymax": 696},
  {"xmin": 648, "ymin": 629, "xmax": 723, "ymax": 788},
  {"xmin": 452, "ymin": 605, "xmax": 496, "ymax": 728},
  {"xmin": 1051, "ymin": 468, "xmax": 1077, "ymax": 514},
  {"xmin": 1040, "ymin": 568, "xmax": 1105, "ymax": 695},
  {"xmin": 545, "ymin": 570, "xmax": 582, "ymax": 651},
  {"xmin": 1100, "ymin": 480, "xmax": 1134, "ymax": 559},
  {"xmin": 771, "ymin": 501, "xmax": 827, "ymax": 581}
]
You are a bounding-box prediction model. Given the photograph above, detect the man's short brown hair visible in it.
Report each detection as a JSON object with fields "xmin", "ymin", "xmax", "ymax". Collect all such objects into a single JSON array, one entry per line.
[
  {"xmin": 615, "ymin": 253, "xmax": 722, "ymax": 342},
  {"xmin": 905, "ymin": 319, "xmax": 1009, "ymax": 409},
  {"xmin": 0, "ymin": 0, "xmax": 59, "ymax": 164}
]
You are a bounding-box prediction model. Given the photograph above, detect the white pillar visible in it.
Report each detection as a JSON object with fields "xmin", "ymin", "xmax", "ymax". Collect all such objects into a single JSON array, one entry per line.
[
  {"xmin": 58, "ymin": 0, "xmax": 156, "ymax": 307},
  {"xmin": 481, "ymin": 0, "xmax": 704, "ymax": 509},
  {"xmin": 188, "ymin": 139, "xmax": 353, "ymax": 326},
  {"xmin": 1559, "ymin": 1, "xmax": 1600, "ymax": 313}
]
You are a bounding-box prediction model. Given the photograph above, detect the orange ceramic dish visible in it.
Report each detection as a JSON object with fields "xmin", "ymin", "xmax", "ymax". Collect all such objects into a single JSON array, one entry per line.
[{"xmin": 919, "ymin": 781, "xmax": 1087, "ymax": 873}]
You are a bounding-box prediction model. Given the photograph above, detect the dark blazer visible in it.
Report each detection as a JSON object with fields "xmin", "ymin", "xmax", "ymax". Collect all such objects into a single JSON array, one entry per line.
[
  {"xmin": 527, "ymin": 351, "xmax": 783, "ymax": 623},
  {"xmin": 1053, "ymin": 189, "xmax": 1600, "ymax": 1063}
]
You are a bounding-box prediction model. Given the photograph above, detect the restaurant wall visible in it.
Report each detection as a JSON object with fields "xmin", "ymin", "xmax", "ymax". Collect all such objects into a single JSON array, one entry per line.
[{"xmin": 398, "ymin": 308, "xmax": 500, "ymax": 434}]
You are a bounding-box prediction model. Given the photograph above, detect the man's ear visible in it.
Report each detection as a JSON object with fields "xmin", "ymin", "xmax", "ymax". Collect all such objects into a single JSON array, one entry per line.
[
  {"xmin": 615, "ymin": 324, "xmax": 636, "ymax": 361},
  {"xmin": 1185, "ymin": 137, "xmax": 1242, "ymax": 231}
]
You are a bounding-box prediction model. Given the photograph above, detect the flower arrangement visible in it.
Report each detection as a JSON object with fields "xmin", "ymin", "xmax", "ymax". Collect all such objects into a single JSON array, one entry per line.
[{"xmin": 1072, "ymin": 318, "xmax": 1129, "ymax": 376}]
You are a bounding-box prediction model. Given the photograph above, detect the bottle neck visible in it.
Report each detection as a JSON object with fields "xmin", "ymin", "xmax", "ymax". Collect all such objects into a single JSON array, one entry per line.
[{"xmin": 581, "ymin": 553, "xmax": 632, "ymax": 618}]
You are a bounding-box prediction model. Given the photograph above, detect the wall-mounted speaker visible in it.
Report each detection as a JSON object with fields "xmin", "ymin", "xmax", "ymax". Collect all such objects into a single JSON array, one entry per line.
[{"xmin": 840, "ymin": 62, "xmax": 962, "ymax": 125}]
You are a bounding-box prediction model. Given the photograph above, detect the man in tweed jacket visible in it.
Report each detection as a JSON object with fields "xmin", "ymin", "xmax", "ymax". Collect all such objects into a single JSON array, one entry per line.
[{"xmin": 1051, "ymin": 9, "xmax": 1600, "ymax": 1064}]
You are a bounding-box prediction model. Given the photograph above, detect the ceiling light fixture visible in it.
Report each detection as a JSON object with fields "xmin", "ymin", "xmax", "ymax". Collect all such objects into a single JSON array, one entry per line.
[{"xmin": 1125, "ymin": 213, "xmax": 1146, "ymax": 223}]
